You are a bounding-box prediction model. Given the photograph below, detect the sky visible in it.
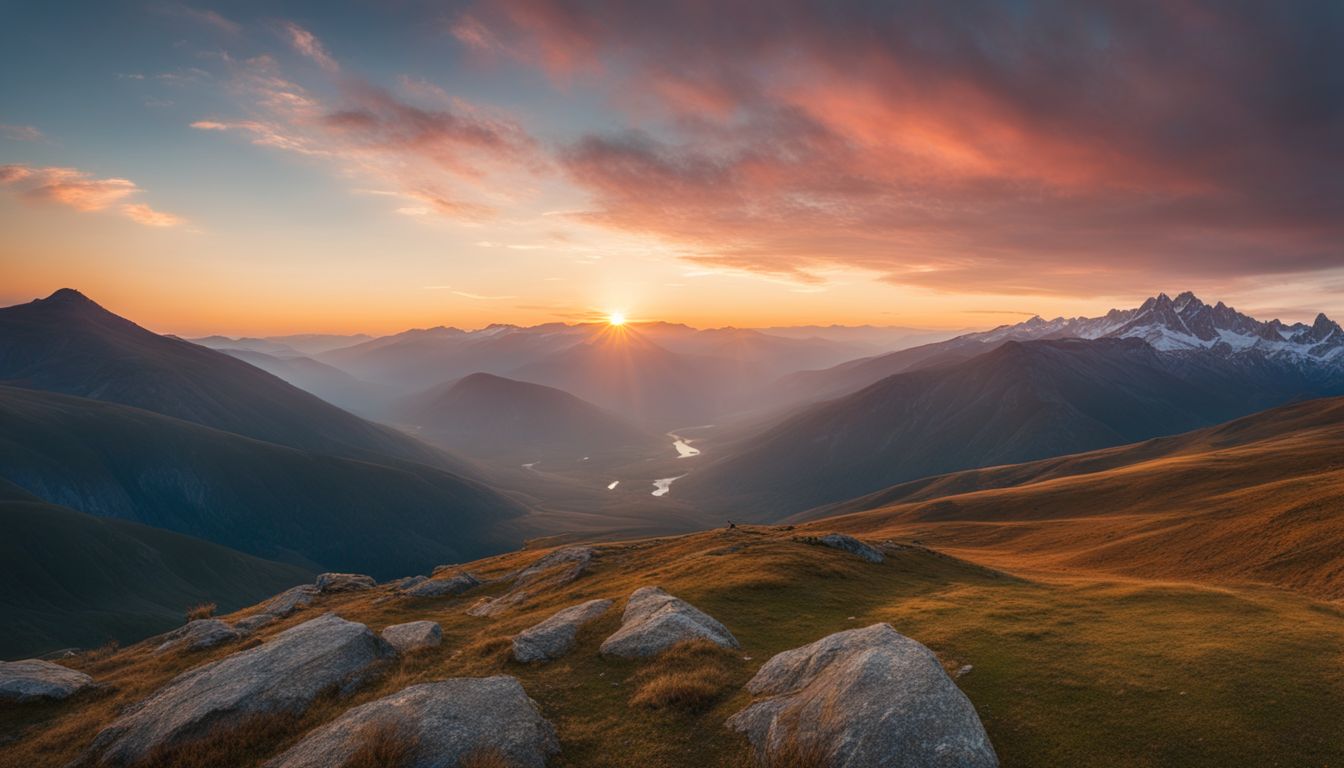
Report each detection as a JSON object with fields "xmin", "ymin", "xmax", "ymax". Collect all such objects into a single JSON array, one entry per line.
[{"xmin": 1, "ymin": 1, "xmax": 1342, "ymax": 336}]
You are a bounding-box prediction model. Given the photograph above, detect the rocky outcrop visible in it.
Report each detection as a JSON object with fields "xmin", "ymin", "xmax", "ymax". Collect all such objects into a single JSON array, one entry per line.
[
  {"xmin": 513, "ymin": 598, "xmax": 613, "ymax": 663},
  {"xmin": 728, "ymin": 624, "xmax": 997, "ymax": 768},
  {"xmin": 259, "ymin": 584, "xmax": 319, "ymax": 617},
  {"xmin": 599, "ymin": 587, "xmax": 738, "ymax": 658},
  {"xmin": 403, "ymin": 571, "xmax": 480, "ymax": 598},
  {"xmin": 315, "ymin": 572, "xmax": 377, "ymax": 593},
  {"xmin": 805, "ymin": 533, "xmax": 885, "ymax": 564},
  {"xmin": 381, "ymin": 621, "xmax": 442, "ymax": 654},
  {"xmin": 154, "ymin": 619, "xmax": 243, "ymax": 655},
  {"xmin": 468, "ymin": 547, "xmax": 594, "ymax": 617},
  {"xmin": 0, "ymin": 659, "xmax": 93, "ymax": 703},
  {"xmin": 265, "ymin": 677, "xmax": 559, "ymax": 768},
  {"xmin": 88, "ymin": 613, "xmax": 393, "ymax": 766},
  {"xmin": 235, "ymin": 614, "xmax": 276, "ymax": 633}
]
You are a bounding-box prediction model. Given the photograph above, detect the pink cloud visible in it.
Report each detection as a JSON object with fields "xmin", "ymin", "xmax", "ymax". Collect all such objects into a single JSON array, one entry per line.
[
  {"xmin": 0, "ymin": 124, "xmax": 43, "ymax": 141},
  {"xmin": 0, "ymin": 164, "xmax": 187, "ymax": 227},
  {"xmin": 281, "ymin": 22, "xmax": 339, "ymax": 72},
  {"xmin": 454, "ymin": 0, "xmax": 1344, "ymax": 296}
]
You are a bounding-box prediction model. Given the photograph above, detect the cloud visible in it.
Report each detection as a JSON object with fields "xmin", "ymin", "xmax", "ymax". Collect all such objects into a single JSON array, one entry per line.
[
  {"xmin": 0, "ymin": 124, "xmax": 43, "ymax": 141},
  {"xmin": 281, "ymin": 22, "xmax": 339, "ymax": 72},
  {"xmin": 163, "ymin": 5, "xmax": 241, "ymax": 35},
  {"xmin": 0, "ymin": 164, "xmax": 187, "ymax": 227},
  {"xmin": 191, "ymin": 55, "xmax": 539, "ymax": 221},
  {"xmin": 120, "ymin": 202, "xmax": 188, "ymax": 228},
  {"xmin": 453, "ymin": 290, "xmax": 518, "ymax": 300},
  {"xmin": 458, "ymin": 0, "xmax": 1344, "ymax": 296}
]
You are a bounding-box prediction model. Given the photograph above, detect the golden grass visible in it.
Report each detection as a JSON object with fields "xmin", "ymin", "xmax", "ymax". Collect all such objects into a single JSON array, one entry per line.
[
  {"xmin": 630, "ymin": 640, "xmax": 741, "ymax": 713},
  {"xmin": 185, "ymin": 602, "xmax": 217, "ymax": 621},
  {"xmin": 339, "ymin": 720, "xmax": 420, "ymax": 768},
  {"xmin": 4, "ymin": 526, "xmax": 1342, "ymax": 768}
]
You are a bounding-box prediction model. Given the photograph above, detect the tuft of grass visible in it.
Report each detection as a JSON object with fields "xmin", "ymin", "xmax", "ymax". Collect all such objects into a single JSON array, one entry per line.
[
  {"xmin": 185, "ymin": 602, "xmax": 217, "ymax": 621},
  {"xmin": 137, "ymin": 711, "xmax": 302, "ymax": 768},
  {"xmin": 629, "ymin": 639, "xmax": 741, "ymax": 713},
  {"xmin": 455, "ymin": 635, "xmax": 514, "ymax": 670},
  {"xmin": 340, "ymin": 720, "xmax": 420, "ymax": 768},
  {"xmin": 754, "ymin": 729, "xmax": 831, "ymax": 768}
]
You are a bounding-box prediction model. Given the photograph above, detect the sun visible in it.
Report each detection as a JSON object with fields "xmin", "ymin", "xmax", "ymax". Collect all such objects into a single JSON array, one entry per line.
[{"xmin": 607, "ymin": 311, "xmax": 626, "ymax": 326}]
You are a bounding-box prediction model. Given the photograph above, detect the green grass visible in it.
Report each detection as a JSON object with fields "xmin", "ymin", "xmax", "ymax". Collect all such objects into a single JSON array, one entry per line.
[{"xmin": 3, "ymin": 527, "xmax": 1341, "ymax": 767}]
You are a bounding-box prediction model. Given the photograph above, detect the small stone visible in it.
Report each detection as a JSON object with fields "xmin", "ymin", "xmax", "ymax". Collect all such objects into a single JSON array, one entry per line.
[
  {"xmin": 235, "ymin": 614, "xmax": 277, "ymax": 633},
  {"xmin": 315, "ymin": 573, "xmax": 377, "ymax": 593},
  {"xmin": 381, "ymin": 621, "xmax": 443, "ymax": 654},
  {"xmin": 599, "ymin": 586, "xmax": 738, "ymax": 658},
  {"xmin": 154, "ymin": 619, "xmax": 242, "ymax": 655},
  {"xmin": 264, "ymin": 677, "xmax": 559, "ymax": 768},
  {"xmin": 259, "ymin": 584, "xmax": 319, "ymax": 617},
  {"xmin": 403, "ymin": 572, "xmax": 480, "ymax": 598},
  {"xmin": 0, "ymin": 659, "xmax": 93, "ymax": 703},
  {"xmin": 513, "ymin": 599, "xmax": 613, "ymax": 663}
]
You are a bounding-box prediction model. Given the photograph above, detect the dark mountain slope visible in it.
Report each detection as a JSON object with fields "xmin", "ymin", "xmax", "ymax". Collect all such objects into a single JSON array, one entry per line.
[
  {"xmin": 0, "ymin": 289, "xmax": 449, "ymax": 468},
  {"xmin": 0, "ymin": 482, "xmax": 314, "ymax": 659},
  {"xmin": 396, "ymin": 373, "xmax": 657, "ymax": 461},
  {"xmin": 0, "ymin": 386, "xmax": 525, "ymax": 578},
  {"xmin": 679, "ymin": 338, "xmax": 1343, "ymax": 518}
]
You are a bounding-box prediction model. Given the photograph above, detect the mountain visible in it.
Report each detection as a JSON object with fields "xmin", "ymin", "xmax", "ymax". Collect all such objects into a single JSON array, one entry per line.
[
  {"xmin": 213, "ymin": 347, "xmax": 390, "ymax": 417},
  {"xmin": 806, "ymin": 395, "xmax": 1344, "ymax": 600},
  {"xmin": 0, "ymin": 289, "xmax": 451, "ymax": 469},
  {"xmin": 395, "ymin": 372, "xmax": 657, "ymax": 462},
  {"xmin": 0, "ymin": 478, "xmax": 313, "ymax": 659},
  {"xmin": 774, "ymin": 291, "xmax": 1344, "ymax": 406},
  {"xmin": 0, "ymin": 385, "xmax": 525, "ymax": 578},
  {"xmin": 678, "ymin": 337, "xmax": 1344, "ymax": 518},
  {"xmin": 507, "ymin": 325, "xmax": 741, "ymax": 427}
]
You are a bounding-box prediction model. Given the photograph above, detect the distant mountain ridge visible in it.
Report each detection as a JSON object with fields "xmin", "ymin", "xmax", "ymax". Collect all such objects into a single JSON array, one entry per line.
[{"xmin": 969, "ymin": 291, "xmax": 1344, "ymax": 360}]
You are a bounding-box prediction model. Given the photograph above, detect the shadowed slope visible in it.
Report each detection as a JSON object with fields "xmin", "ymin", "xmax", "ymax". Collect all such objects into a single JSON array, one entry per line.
[
  {"xmin": 0, "ymin": 479, "xmax": 314, "ymax": 659},
  {"xmin": 0, "ymin": 386, "xmax": 525, "ymax": 578}
]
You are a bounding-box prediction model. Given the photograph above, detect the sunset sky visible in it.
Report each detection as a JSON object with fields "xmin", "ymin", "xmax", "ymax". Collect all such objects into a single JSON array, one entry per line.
[{"xmin": 2, "ymin": 1, "xmax": 1341, "ymax": 336}]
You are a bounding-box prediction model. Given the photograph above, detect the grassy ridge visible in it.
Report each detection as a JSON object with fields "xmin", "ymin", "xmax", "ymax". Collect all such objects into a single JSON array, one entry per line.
[{"xmin": 4, "ymin": 528, "xmax": 1340, "ymax": 767}]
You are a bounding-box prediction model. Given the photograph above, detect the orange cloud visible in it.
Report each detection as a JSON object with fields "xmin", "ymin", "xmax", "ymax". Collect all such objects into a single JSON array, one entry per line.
[
  {"xmin": 281, "ymin": 22, "xmax": 339, "ymax": 72},
  {"xmin": 0, "ymin": 164, "xmax": 186, "ymax": 227}
]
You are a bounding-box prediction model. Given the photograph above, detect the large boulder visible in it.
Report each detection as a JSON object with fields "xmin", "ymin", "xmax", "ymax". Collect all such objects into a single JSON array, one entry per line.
[
  {"xmin": 808, "ymin": 533, "xmax": 885, "ymax": 564},
  {"xmin": 259, "ymin": 584, "xmax": 319, "ymax": 617},
  {"xmin": 0, "ymin": 659, "xmax": 93, "ymax": 703},
  {"xmin": 381, "ymin": 621, "xmax": 442, "ymax": 654},
  {"xmin": 403, "ymin": 571, "xmax": 480, "ymax": 598},
  {"xmin": 88, "ymin": 613, "xmax": 393, "ymax": 765},
  {"xmin": 265, "ymin": 676, "xmax": 559, "ymax": 768},
  {"xmin": 154, "ymin": 619, "xmax": 243, "ymax": 655},
  {"xmin": 599, "ymin": 587, "xmax": 738, "ymax": 658},
  {"xmin": 468, "ymin": 547, "xmax": 595, "ymax": 617},
  {"xmin": 513, "ymin": 598, "xmax": 613, "ymax": 663},
  {"xmin": 727, "ymin": 624, "xmax": 997, "ymax": 768},
  {"xmin": 315, "ymin": 572, "xmax": 377, "ymax": 593}
]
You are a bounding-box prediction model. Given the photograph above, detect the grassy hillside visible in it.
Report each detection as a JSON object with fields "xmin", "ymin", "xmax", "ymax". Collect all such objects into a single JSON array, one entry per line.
[
  {"xmin": 3, "ymin": 529, "xmax": 1340, "ymax": 767},
  {"xmin": 0, "ymin": 489, "xmax": 313, "ymax": 659},
  {"xmin": 806, "ymin": 397, "xmax": 1344, "ymax": 599}
]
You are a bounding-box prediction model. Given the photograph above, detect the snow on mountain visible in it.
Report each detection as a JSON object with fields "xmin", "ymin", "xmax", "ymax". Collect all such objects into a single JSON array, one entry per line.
[{"xmin": 966, "ymin": 292, "xmax": 1344, "ymax": 363}]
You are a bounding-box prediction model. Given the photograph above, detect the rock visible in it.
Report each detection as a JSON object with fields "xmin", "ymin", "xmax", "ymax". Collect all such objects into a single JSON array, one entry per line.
[
  {"xmin": 259, "ymin": 584, "xmax": 319, "ymax": 617},
  {"xmin": 810, "ymin": 533, "xmax": 885, "ymax": 563},
  {"xmin": 235, "ymin": 614, "xmax": 277, "ymax": 633},
  {"xmin": 403, "ymin": 571, "xmax": 480, "ymax": 598},
  {"xmin": 265, "ymin": 676, "xmax": 559, "ymax": 768},
  {"xmin": 599, "ymin": 587, "xmax": 738, "ymax": 658},
  {"xmin": 0, "ymin": 659, "xmax": 94, "ymax": 703},
  {"xmin": 468, "ymin": 547, "xmax": 595, "ymax": 617},
  {"xmin": 513, "ymin": 599, "xmax": 613, "ymax": 663},
  {"xmin": 382, "ymin": 621, "xmax": 442, "ymax": 654},
  {"xmin": 89, "ymin": 613, "xmax": 393, "ymax": 765},
  {"xmin": 727, "ymin": 624, "xmax": 997, "ymax": 768},
  {"xmin": 315, "ymin": 572, "xmax": 377, "ymax": 593},
  {"xmin": 393, "ymin": 575, "xmax": 428, "ymax": 591},
  {"xmin": 154, "ymin": 619, "xmax": 243, "ymax": 655}
]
